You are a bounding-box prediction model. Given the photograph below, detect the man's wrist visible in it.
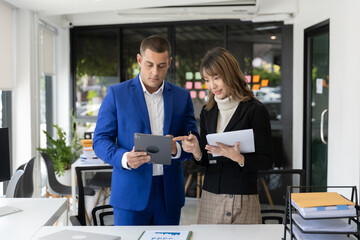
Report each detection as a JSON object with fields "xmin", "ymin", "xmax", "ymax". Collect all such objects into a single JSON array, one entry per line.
[
  {"xmin": 171, "ymin": 142, "xmax": 181, "ymax": 159},
  {"xmin": 122, "ymin": 152, "xmax": 132, "ymax": 170}
]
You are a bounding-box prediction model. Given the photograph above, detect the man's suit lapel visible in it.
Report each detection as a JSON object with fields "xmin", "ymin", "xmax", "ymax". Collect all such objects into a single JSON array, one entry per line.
[
  {"xmin": 130, "ymin": 76, "xmax": 151, "ymax": 133},
  {"xmin": 163, "ymin": 82, "xmax": 173, "ymax": 135}
]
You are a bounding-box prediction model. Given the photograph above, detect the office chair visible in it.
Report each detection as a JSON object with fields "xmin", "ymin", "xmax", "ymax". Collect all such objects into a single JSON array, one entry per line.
[
  {"xmin": 261, "ymin": 209, "xmax": 286, "ymax": 224},
  {"xmin": 70, "ymin": 165, "xmax": 113, "ymax": 226},
  {"xmin": 88, "ymin": 172, "xmax": 112, "ymax": 208},
  {"xmin": 183, "ymin": 161, "xmax": 205, "ymax": 199},
  {"xmin": 40, "ymin": 152, "xmax": 95, "ymax": 204},
  {"xmin": 258, "ymin": 169, "xmax": 305, "ymax": 224},
  {"xmin": 16, "ymin": 157, "xmax": 35, "ymax": 198},
  {"xmin": 92, "ymin": 204, "xmax": 114, "ymax": 226},
  {"xmin": 5, "ymin": 169, "xmax": 24, "ymax": 198}
]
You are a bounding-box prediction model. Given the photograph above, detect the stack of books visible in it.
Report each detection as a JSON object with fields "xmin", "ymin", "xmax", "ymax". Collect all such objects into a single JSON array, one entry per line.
[
  {"xmin": 80, "ymin": 139, "xmax": 104, "ymax": 164},
  {"xmin": 290, "ymin": 192, "xmax": 357, "ymax": 240}
]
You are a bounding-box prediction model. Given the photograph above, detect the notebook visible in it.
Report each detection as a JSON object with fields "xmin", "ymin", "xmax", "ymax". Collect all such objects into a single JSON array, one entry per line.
[
  {"xmin": 37, "ymin": 230, "xmax": 120, "ymax": 240},
  {"xmin": 0, "ymin": 205, "xmax": 22, "ymax": 217}
]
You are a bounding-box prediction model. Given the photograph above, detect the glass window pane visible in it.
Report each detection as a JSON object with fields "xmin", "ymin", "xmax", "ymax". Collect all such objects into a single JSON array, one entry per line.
[
  {"xmin": 75, "ymin": 29, "xmax": 119, "ymax": 119},
  {"xmin": 228, "ymin": 23, "xmax": 282, "ymax": 122},
  {"xmin": 175, "ymin": 25, "xmax": 224, "ymax": 122},
  {"xmin": 121, "ymin": 27, "xmax": 168, "ymax": 81}
]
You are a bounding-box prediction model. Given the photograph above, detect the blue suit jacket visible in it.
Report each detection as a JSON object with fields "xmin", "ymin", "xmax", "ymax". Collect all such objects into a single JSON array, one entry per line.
[{"xmin": 93, "ymin": 75, "xmax": 198, "ymax": 212}]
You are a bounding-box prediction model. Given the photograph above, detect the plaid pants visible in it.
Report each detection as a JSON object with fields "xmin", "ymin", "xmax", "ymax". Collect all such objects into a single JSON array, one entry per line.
[{"xmin": 197, "ymin": 190, "xmax": 262, "ymax": 224}]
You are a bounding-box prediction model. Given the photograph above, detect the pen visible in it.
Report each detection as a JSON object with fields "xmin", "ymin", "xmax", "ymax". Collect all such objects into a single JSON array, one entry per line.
[{"xmin": 188, "ymin": 131, "xmax": 193, "ymax": 142}]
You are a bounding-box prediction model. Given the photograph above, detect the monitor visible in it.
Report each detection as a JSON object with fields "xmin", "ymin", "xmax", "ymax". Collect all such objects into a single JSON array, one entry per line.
[{"xmin": 0, "ymin": 127, "xmax": 11, "ymax": 182}]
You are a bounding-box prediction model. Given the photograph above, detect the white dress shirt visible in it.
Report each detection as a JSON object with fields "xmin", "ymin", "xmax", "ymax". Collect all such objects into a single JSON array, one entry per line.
[{"xmin": 121, "ymin": 77, "xmax": 181, "ymax": 175}]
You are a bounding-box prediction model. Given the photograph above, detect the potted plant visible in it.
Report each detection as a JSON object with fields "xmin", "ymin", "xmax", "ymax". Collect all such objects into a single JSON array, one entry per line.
[{"xmin": 37, "ymin": 124, "xmax": 82, "ymax": 179}]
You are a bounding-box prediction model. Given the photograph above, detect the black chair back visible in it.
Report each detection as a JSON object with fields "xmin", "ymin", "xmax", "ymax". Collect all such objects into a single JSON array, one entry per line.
[
  {"xmin": 70, "ymin": 165, "xmax": 113, "ymax": 226},
  {"xmin": 40, "ymin": 152, "xmax": 69, "ymax": 194},
  {"xmin": 16, "ymin": 157, "xmax": 36, "ymax": 197}
]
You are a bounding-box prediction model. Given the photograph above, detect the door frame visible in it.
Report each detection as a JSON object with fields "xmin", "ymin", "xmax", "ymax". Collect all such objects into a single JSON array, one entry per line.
[{"xmin": 303, "ymin": 19, "xmax": 330, "ymax": 186}]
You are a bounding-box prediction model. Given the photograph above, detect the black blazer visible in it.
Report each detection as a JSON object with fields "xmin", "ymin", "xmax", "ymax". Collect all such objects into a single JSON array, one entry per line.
[{"xmin": 196, "ymin": 98, "xmax": 273, "ymax": 195}]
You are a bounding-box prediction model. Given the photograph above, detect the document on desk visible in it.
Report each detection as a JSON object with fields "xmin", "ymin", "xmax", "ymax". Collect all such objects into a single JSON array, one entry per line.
[
  {"xmin": 292, "ymin": 213, "xmax": 356, "ymax": 233},
  {"xmin": 138, "ymin": 230, "xmax": 192, "ymax": 240},
  {"xmin": 292, "ymin": 225, "xmax": 350, "ymax": 240},
  {"xmin": 206, "ymin": 129, "xmax": 255, "ymax": 157}
]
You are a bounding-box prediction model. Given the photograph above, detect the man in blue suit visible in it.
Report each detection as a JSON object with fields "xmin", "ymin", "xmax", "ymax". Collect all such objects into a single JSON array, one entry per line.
[{"xmin": 93, "ymin": 35, "xmax": 198, "ymax": 226}]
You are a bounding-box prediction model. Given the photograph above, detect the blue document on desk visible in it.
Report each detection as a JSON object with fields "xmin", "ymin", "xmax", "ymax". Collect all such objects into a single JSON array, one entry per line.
[{"xmin": 206, "ymin": 129, "xmax": 255, "ymax": 157}]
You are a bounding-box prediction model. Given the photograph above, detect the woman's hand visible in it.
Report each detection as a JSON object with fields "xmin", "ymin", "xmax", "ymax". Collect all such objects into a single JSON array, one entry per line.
[
  {"xmin": 205, "ymin": 141, "xmax": 244, "ymax": 165},
  {"xmin": 173, "ymin": 134, "xmax": 202, "ymax": 160}
]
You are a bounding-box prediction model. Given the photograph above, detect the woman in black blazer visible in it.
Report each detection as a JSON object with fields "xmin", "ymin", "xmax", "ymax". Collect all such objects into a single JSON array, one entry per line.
[{"xmin": 175, "ymin": 47, "xmax": 273, "ymax": 224}]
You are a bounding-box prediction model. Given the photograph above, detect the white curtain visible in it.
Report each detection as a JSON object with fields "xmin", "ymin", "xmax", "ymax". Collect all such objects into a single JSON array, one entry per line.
[
  {"xmin": 0, "ymin": 2, "xmax": 13, "ymax": 90},
  {"xmin": 39, "ymin": 26, "xmax": 55, "ymax": 76}
]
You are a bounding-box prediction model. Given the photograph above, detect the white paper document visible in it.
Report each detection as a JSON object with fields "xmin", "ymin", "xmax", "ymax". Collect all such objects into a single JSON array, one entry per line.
[
  {"xmin": 138, "ymin": 230, "xmax": 192, "ymax": 240},
  {"xmin": 206, "ymin": 129, "xmax": 255, "ymax": 157},
  {"xmin": 292, "ymin": 213, "xmax": 356, "ymax": 233},
  {"xmin": 292, "ymin": 225, "xmax": 350, "ymax": 240}
]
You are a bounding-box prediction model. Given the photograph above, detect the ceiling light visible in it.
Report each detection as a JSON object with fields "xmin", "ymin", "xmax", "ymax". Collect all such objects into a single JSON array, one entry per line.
[{"xmin": 270, "ymin": 35, "xmax": 277, "ymax": 40}]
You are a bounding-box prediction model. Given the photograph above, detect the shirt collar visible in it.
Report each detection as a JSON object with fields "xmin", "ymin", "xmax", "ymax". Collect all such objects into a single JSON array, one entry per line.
[{"xmin": 139, "ymin": 75, "xmax": 164, "ymax": 95}]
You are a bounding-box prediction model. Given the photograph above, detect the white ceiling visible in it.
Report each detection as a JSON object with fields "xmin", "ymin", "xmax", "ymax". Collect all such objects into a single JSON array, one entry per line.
[{"xmin": 3, "ymin": 0, "xmax": 297, "ymax": 26}]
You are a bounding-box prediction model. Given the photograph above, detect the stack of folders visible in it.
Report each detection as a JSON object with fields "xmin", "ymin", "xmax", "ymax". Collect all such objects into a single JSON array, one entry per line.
[
  {"xmin": 291, "ymin": 192, "xmax": 356, "ymax": 218},
  {"xmin": 290, "ymin": 192, "xmax": 357, "ymax": 240},
  {"xmin": 80, "ymin": 139, "xmax": 104, "ymax": 164}
]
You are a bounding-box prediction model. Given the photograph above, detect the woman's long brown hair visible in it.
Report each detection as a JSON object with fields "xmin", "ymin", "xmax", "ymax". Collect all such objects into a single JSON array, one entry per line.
[{"xmin": 200, "ymin": 47, "xmax": 254, "ymax": 110}]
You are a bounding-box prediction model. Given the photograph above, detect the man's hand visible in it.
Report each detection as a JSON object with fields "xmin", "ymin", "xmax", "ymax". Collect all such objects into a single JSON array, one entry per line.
[
  {"xmin": 127, "ymin": 146, "xmax": 151, "ymax": 169},
  {"xmin": 173, "ymin": 134, "xmax": 202, "ymax": 159}
]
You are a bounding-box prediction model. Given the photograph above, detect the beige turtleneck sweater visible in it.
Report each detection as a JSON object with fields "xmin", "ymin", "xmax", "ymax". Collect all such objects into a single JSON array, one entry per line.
[{"xmin": 215, "ymin": 96, "xmax": 240, "ymax": 133}]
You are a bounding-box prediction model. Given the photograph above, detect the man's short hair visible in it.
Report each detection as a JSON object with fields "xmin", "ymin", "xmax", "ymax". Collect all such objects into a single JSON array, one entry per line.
[{"xmin": 140, "ymin": 35, "xmax": 171, "ymax": 57}]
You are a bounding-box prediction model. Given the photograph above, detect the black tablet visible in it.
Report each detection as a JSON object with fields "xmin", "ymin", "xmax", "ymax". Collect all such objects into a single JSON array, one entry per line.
[{"xmin": 134, "ymin": 133, "xmax": 172, "ymax": 165}]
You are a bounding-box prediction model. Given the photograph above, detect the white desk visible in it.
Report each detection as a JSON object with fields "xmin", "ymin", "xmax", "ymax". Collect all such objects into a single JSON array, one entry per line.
[
  {"xmin": 0, "ymin": 198, "xmax": 68, "ymax": 240},
  {"xmin": 32, "ymin": 224, "xmax": 284, "ymax": 240},
  {"xmin": 71, "ymin": 159, "xmax": 112, "ymax": 214}
]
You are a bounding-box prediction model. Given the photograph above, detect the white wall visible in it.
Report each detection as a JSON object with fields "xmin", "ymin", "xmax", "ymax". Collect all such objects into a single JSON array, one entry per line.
[
  {"xmin": 6, "ymin": 10, "xmax": 70, "ymax": 195},
  {"xmin": 12, "ymin": 9, "xmax": 37, "ymax": 170},
  {"xmin": 292, "ymin": 0, "xmax": 360, "ymax": 191}
]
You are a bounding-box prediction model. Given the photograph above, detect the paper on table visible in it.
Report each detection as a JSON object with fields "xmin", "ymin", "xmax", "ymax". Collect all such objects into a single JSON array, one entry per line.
[
  {"xmin": 138, "ymin": 230, "xmax": 192, "ymax": 240},
  {"xmin": 206, "ymin": 129, "xmax": 255, "ymax": 157},
  {"xmin": 292, "ymin": 224, "xmax": 350, "ymax": 240},
  {"xmin": 292, "ymin": 213, "xmax": 356, "ymax": 232}
]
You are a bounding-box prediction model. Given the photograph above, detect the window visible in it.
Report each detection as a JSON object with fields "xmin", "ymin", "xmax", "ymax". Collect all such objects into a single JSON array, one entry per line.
[
  {"xmin": 175, "ymin": 24, "xmax": 223, "ymax": 122},
  {"xmin": 70, "ymin": 20, "xmax": 292, "ymax": 168},
  {"xmin": 73, "ymin": 29, "xmax": 119, "ymax": 134}
]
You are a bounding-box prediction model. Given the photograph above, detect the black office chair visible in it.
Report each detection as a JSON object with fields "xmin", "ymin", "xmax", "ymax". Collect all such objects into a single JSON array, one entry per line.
[
  {"xmin": 16, "ymin": 157, "xmax": 35, "ymax": 198},
  {"xmin": 258, "ymin": 169, "xmax": 305, "ymax": 224},
  {"xmin": 261, "ymin": 209, "xmax": 286, "ymax": 224},
  {"xmin": 183, "ymin": 160, "xmax": 205, "ymax": 199},
  {"xmin": 92, "ymin": 204, "xmax": 114, "ymax": 226},
  {"xmin": 88, "ymin": 172, "xmax": 112, "ymax": 208},
  {"xmin": 70, "ymin": 165, "xmax": 113, "ymax": 226},
  {"xmin": 40, "ymin": 152, "xmax": 95, "ymax": 200}
]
